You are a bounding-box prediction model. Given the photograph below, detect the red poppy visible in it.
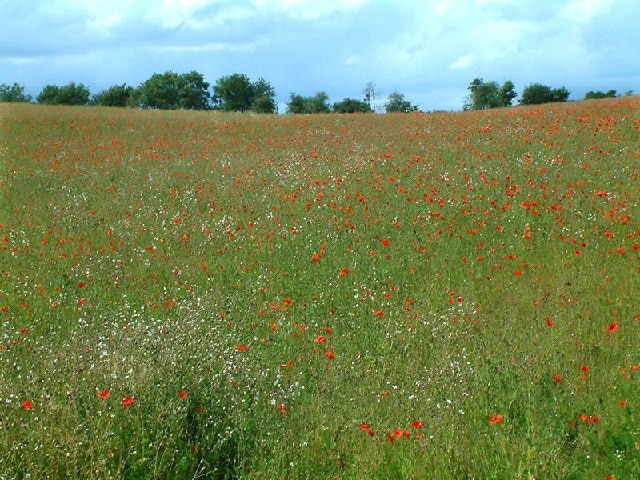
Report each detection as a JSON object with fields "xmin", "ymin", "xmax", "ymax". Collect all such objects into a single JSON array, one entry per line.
[
  {"xmin": 489, "ymin": 413, "xmax": 503, "ymax": 424},
  {"xmin": 339, "ymin": 267, "xmax": 350, "ymax": 277},
  {"xmin": 234, "ymin": 344, "xmax": 248, "ymax": 351},
  {"xmin": 315, "ymin": 336, "xmax": 327, "ymax": 343},
  {"xmin": 178, "ymin": 390, "xmax": 188, "ymax": 399},
  {"xmin": 607, "ymin": 322, "xmax": 619, "ymax": 333},
  {"xmin": 122, "ymin": 396, "xmax": 135, "ymax": 407},
  {"xmin": 22, "ymin": 400, "xmax": 34, "ymax": 410},
  {"xmin": 97, "ymin": 389, "xmax": 110, "ymax": 400},
  {"xmin": 412, "ymin": 421, "xmax": 424, "ymax": 429},
  {"xmin": 325, "ymin": 351, "xmax": 335, "ymax": 360},
  {"xmin": 553, "ymin": 374, "xmax": 563, "ymax": 383},
  {"xmin": 381, "ymin": 239, "xmax": 390, "ymax": 247}
]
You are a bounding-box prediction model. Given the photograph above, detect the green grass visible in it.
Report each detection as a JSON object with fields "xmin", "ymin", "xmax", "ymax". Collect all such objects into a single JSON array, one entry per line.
[{"xmin": 1, "ymin": 100, "xmax": 639, "ymax": 479}]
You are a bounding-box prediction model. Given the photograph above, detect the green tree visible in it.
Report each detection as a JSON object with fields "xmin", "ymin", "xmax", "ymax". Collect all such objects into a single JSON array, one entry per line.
[
  {"xmin": 333, "ymin": 98, "xmax": 372, "ymax": 113},
  {"xmin": 178, "ymin": 71, "xmax": 211, "ymax": 110},
  {"xmin": 464, "ymin": 78, "xmax": 516, "ymax": 110},
  {"xmin": 251, "ymin": 77, "xmax": 276, "ymax": 113},
  {"xmin": 584, "ymin": 89, "xmax": 617, "ymax": 100},
  {"xmin": 37, "ymin": 82, "xmax": 90, "ymax": 105},
  {"xmin": 551, "ymin": 87, "xmax": 570, "ymax": 102},
  {"xmin": 286, "ymin": 92, "xmax": 331, "ymax": 114},
  {"xmin": 212, "ymin": 74, "xmax": 254, "ymax": 112},
  {"xmin": 0, "ymin": 83, "xmax": 32, "ymax": 102},
  {"xmin": 385, "ymin": 92, "xmax": 418, "ymax": 113},
  {"xmin": 286, "ymin": 94, "xmax": 307, "ymax": 114},
  {"xmin": 91, "ymin": 84, "xmax": 134, "ymax": 107},
  {"xmin": 137, "ymin": 71, "xmax": 210, "ymax": 110},
  {"xmin": 499, "ymin": 80, "xmax": 517, "ymax": 107},
  {"xmin": 307, "ymin": 92, "xmax": 331, "ymax": 113},
  {"xmin": 520, "ymin": 83, "xmax": 570, "ymax": 105}
]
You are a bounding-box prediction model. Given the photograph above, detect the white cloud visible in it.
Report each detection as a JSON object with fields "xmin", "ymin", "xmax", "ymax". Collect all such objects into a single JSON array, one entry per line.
[
  {"xmin": 450, "ymin": 53, "xmax": 472, "ymax": 70},
  {"xmin": 561, "ymin": 0, "xmax": 610, "ymax": 22},
  {"xmin": 85, "ymin": 13, "xmax": 122, "ymax": 37},
  {"xmin": 345, "ymin": 55, "xmax": 362, "ymax": 65},
  {"xmin": 255, "ymin": 0, "xmax": 370, "ymax": 20}
]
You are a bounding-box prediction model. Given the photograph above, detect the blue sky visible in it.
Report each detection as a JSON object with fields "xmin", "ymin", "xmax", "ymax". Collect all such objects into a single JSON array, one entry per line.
[{"xmin": 1, "ymin": 0, "xmax": 638, "ymax": 111}]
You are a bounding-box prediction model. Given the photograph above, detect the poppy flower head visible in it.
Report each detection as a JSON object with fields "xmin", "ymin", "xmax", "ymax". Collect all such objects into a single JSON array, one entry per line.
[{"xmin": 489, "ymin": 413, "xmax": 503, "ymax": 424}]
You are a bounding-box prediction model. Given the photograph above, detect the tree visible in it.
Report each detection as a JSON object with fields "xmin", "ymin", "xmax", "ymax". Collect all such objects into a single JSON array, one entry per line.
[
  {"xmin": 286, "ymin": 94, "xmax": 307, "ymax": 114},
  {"xmin": 551, "ymin": 87, "xmax": 570, "ymax": 102},
  {"xmin": 251, "ymin": 77, "xmax": 276, "ymax": 113},
  {"xmin": 37, "ymin": 82, "xmax": 90, "ymax": 106},
  {"xmin": 137, "ymin": 71, "xmax": 210, "ymax": 110},
  {"xmin": 584, "ymin": 89, "xmax": 617, "ymax": 100},
  {"xmin": 178, "ymin": 71, "xmax": 211, "ymax": 110},
  {"xmin": 91, "ymin": 84, "xmax": 134, "ymax": 107},
  {"xmin": 499, "ymin": 80, "xmax": 517, "ymax": 107},
  {"xmin": 385, "ymin": 92, "xmax": 418, "ymax": 113},
  {"xmin": 0, "ymin": 83, "xmax": 32, "ymax": 102},
  {"xmin": 464, "ymin": 78, "xmax": 516, "ymax": 110},
  {"xmin": 212, "ymin": 74, "xmax": 253, "ymax": 112},
  {"xmin": 307, "ymin": 91, "xmax": 331, "ymax": 113},
  {"xmin": 520, "ymin": 83, "xmax": 570, "ymax": 105},
  {"xmin": 286, "ymin": 91, "xmax": 331, "ymax": 114},
  {"xmin": 333, "ymin": 98, "xmax": 372, "ymax": 113}
]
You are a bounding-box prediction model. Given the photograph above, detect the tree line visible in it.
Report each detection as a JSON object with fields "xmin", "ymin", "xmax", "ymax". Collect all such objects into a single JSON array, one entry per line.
[
  {"xmin": 0, "ymin": 73, "xmax": 632, "ymax": 113},
  {"xmin": 464, "ymin": 78, "xmax": 633, "ymax": 110}
]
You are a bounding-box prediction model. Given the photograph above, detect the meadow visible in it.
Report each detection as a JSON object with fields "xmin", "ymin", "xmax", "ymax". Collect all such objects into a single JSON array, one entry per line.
[{"xmin": 1, "ymin": 98, "xmax": 639, "ymax": 479}]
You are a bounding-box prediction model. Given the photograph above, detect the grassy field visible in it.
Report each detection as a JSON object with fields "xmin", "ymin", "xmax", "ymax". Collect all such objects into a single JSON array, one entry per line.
[{"xmin": 1, "ymin": 99, "xmax": 639, "ymax": 479}]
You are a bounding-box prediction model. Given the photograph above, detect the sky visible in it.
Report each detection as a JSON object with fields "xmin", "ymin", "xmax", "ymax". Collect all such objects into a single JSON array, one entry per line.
[{"xmin": 1, "ymin": 0, "xmax": 639, "ymax": 112}]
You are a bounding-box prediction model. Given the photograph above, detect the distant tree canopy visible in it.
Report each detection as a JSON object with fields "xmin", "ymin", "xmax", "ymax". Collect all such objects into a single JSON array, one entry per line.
[
  {"xmin": 520, "ymin": 83, "xmax": 570, "ymax": 105},
  {"xmin": 584, "ymin": 89, "xmax": 617, "ymax": 100},
  {"xmin": 333, "ymin": 97, "xmax": 372, "ymax": 113},
  {"xmin": 137, "ymin": 71, "xmax": 210, "ymax": 110},
  {"xmin": 286, "ymin": 92, "xmax": 331, "ymax": 114},
  {"xmin": 91, "ymin": 84, "xmax": 135, "ymax": 107},
  {"xmin": 385, "ymin": 92, "xmax": 418, "ymax": 113},
  {"xmin": 0, "ymin": 83, "xmax": 32, "ymax": 102},
  {"xmin": 37, "ymin": 82, "xmax": 90, "ymax": 106},
  {"xmin": 211, "ymin": 74, "xmax": 276, "ymax": 113},
  {"xmin": 464, "ymin": 78, "xmax": 517, "ymax": 110}
]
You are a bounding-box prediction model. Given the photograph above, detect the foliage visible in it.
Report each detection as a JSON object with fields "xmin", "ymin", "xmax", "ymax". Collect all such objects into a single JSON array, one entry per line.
[
  {"xmin": 384, "ymin": 92, "xmax": 418, "ymax": 113},
  {"xmin": 211, "ymin": 74, "xmax": 276, "ymax": 113},
  {"xmin": 332, "ymin": 97, "xmax": 372, "ymax": 113},
  {"xmin": 585, "ymin": 89, "xmax": 617, "ymax": 100},
  {"xmin": 251, "ymin": 77, "xmax": 277, "ymax": 114},
  {"xmin": 36, "ymin": 82, "xmax": 90, "ymax": 106},
  {"xmin": 212, "ymin": 74, "xmax": 253, "ymax": 111},
  {"xmin": 520, "ymin": 83, "xmax": 570, "ymax": 105},
  {"xmin": 464, "ymin": 78, "xmax": 517, "ymax": 110},
  {"xmin": 137, "ymin": 71, "xmax": 210, "ymax": 110},
  {"xmin": 0, "ymin": 82, "xmax": 32, "ymax": 102},
  {"xmin": 286, "ymin": 91, "xmax": 331, "ymax": 113},
  {"xmin": 91, "ymin": 84, "xmax": 135, "ymax": 107},
  {"xmin": 2, "ymin": 98, "xmax": 640, "ymax": 478}
]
